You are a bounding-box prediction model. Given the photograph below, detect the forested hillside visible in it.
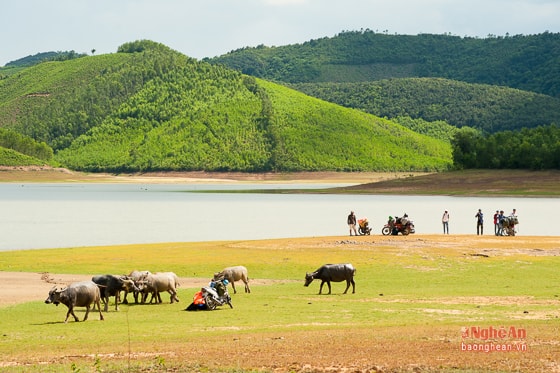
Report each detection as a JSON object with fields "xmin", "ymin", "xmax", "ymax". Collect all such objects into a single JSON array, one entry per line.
[
  {"xmin": 209, "ymin": 31, "xmax": 560, "ymax": 97},
  {"xmin": 0, "ymin": 40, "xmax": 451, "ymax": 172},
  {"xmin": 292, "ymin": 78, "xmax": 560, "ymax": 133}
]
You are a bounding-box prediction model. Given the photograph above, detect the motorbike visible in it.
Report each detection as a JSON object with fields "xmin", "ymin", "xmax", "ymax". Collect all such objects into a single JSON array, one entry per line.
[
  {"xmin": 201, "ymin": 286, "xmax": 233, "ymax": 310},
  {"xmin": 382, "ymin": 215, "xmax": 415, "ymax": 236},
  {"xmin": 358, "ymin": 218, "xmax": 372, "ymax": 235}
]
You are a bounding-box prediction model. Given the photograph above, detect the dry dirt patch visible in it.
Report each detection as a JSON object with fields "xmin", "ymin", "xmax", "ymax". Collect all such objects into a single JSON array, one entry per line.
[{"xmin": 0, "ymin": 271, "xmax": 285, "ymax": 306}]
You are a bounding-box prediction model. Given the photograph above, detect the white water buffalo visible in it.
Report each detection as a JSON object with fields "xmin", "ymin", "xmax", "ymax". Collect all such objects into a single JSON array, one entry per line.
[
  {"xmin": 213, "ymin": 265, "xmax": 250, "ymax": 294},
  {"xmin": 44, "ymin": 281, "xmax": 104, "ymax": 323},
  {"xmin": 123, "ymin": 270, "xmax": 151, "ymax": 304},
  {"xmin": 304, "ymin": 263, "xmax": 356, "ymax": 294},
  {"xmin": 140, "ymin": 272, "xmax": 180, "ymax": 304},
  {"xmin": 92, "ymin": 274, "xmax": 140, "ymax": 312}
]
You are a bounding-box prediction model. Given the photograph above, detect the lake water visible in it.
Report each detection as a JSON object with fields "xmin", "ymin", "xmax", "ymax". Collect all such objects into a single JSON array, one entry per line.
[{"xmin": 0, "ymin": 183, "xmax": 558, "ymax": 251}]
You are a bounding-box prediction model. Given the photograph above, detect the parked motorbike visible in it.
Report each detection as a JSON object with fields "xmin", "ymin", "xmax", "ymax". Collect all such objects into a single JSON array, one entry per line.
[
  {"xmin": 382, "ymin": 215, "xmax": 415, "ymax": 236},
  {"xmin": 201, "ymin": 286, "xmax": 233, "ymax": 310},
  {"xmin": 358, "ymin": 218, "xmax": 372, "ymax": 235}
]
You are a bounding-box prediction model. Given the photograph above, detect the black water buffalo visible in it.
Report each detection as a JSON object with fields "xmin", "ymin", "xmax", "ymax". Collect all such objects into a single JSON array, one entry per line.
[
  {"xmin": 122, "ymin": 270, "xmax": 151, "ymax": 304},
  {"xmin": 304, "ymin": 263, "xmax": 356, "ymax": 294},
  {"xmin": 44, "ymin": 281, "xmax": 104, "ymax": 323},
  {"xmin": 139, "ymin": 272, "xmax": 180, "ymax": 304},
  {"xmin": 92, "ymin": 274, "xmax": 139, "ymax": 312},
  {"xmin": 213, "ymin": 265, "xmax": 250, "ymax": 294}
]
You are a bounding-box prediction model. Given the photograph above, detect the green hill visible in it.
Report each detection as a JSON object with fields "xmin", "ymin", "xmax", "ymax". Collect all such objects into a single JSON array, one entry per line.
[
  {"xmin": 208, "ymin": 31, "xmax": 560, "ymax": 134},
  {"xmin": 0, "ymin": 147, "xmax": 48, "ymax": 167},
  {"xmin": 291, "ymin": 78, "xmax": 560, "ymax": 133},
  {"xmin": 0, "ymin": 40, "xmax": 451, "ymax": 172},
  {"xmin": 209, "ymin": 31, "xmax": 560, "ymax": 97}
]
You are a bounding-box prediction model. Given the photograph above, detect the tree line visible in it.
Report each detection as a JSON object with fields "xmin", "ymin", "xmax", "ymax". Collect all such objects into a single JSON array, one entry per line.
[
  {"xmin": 291, "ymin": 78, "xmax": 560, "ymax": 133},
  {"xmin": 452, "ymin": 124, "xmax": 560, "ymax": 170},
  {"xmin": 0, "ymin": 128, "xmax": 53, "ymax": 161}
]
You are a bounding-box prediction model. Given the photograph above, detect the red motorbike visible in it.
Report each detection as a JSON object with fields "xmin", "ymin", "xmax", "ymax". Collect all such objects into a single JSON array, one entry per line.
[{"xmin": 382, "ymin": 215, "xmax": 415, "ymax": 236}]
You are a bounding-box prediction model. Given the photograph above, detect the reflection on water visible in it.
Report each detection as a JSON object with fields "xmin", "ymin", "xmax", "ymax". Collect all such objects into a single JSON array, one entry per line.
[{"xmin": 1, "ymin": 183, "xmax": 558, "ymax": 250}]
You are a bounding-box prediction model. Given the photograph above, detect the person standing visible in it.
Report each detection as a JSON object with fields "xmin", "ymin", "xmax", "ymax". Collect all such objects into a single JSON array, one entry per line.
[
  {"xmin": 493, "ymin": 210, "xmax": 499, "ymax": 236},
  {"xmin": 475, "ymin": 209, "xmax": 484, "ymax": 235},
  {"xmin": 510, "ymin": 208, "xmax": 518, "ymax": 234},
  {"xmin": 497, "ymin": 210, "xmax": 505, "ymax": 236},
  {"xmin": 347, "ymin": 211, "xmax": 357, "ymax": 236},
  {"xmin": 442, "ymin": 210, "xmax": 450, "ymax": 234}
]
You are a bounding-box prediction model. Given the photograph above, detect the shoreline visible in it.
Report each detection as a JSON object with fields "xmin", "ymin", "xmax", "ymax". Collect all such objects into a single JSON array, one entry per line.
[
  {"xmin": 0, "ymin": 167, "xmax": 428, "ymax": 184},
  {"xmin": 1, "ymin": 167, "xmax": 558, "ymax": 197}
]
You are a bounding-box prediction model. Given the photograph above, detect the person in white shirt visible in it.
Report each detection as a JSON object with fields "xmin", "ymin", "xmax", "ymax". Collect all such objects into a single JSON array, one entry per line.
[{"xmin": 442, "ymin": 210, "xmax": 450, "ymax": 234}]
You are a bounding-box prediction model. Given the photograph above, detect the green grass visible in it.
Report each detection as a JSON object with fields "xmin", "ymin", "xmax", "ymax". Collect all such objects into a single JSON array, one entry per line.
[{"xmin": 1, "ymin": 237, "xmax": 559, "ymax": 372}]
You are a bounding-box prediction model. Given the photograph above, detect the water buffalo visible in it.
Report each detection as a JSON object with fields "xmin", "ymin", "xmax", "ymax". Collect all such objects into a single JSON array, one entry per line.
[
  {"xmin": 92, "ymin": 274, "xmax": 140, "ymax": 312},
  {"xmin": 304, "ymin": 263, "xmax": 356, "ymax": 294},
  {"xmin": 213, "ymin": 265, "xmax": 250, "ymax": 294},
  {"xmin": 44, "ymin": 281, "xmax": 104, "ymax": 323},
  {"xmin": 122, "ymin": 270, "xmax": 151, "ymax": 304},
  {"xmin": 139, "ymin": 272, "xmax": 180, "ymax": 304}
]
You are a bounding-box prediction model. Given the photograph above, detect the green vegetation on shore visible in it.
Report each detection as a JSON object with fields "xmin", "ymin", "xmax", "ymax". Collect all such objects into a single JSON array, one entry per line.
[{"xmin": 0, "ymin": 236, "xmax": 558, "ymax": 372}]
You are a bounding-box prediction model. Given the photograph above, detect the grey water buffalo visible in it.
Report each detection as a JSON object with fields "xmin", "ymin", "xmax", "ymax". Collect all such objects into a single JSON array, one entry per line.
[
  {"xmin": 213, "ymin": 265, "xmax": 250, "ymax": 294},
  {"xmin": 92, "ymin": 274, "xmax": 140, "ymax": 312},
  {"xmin": 139, "ymin": 272, "xmax": 180, "ymax": 304},
  {"xmin": 304, "ymin": 263, "xmax": 356, "ymax": 294},
  {"xmin": 44, "ymin": 281, "xmax": 104, "ymax": 323},
  {"xmin": 122, "ymin": 270, "xmax": 151, "ymax": 304}
]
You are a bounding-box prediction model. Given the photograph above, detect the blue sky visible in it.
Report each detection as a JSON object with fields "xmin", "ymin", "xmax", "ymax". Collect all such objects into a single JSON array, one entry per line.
[{"xmin": 1, "ymin": 0, "xmax": 559, "ymax": 66}]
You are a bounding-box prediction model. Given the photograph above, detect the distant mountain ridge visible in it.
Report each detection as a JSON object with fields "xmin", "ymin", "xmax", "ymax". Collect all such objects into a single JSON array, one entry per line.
[
  {"xmin": 209, "ymin": 31, "xmax": 560, "ymax": 98},
  {"xmin": 208, "ymin": 31, "xmax": 560, "ymax": 134}
]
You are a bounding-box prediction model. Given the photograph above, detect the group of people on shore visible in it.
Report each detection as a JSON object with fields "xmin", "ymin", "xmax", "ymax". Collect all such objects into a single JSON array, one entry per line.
[
  {"xmin": 347, "ymin": 209, "xmax": 519, "ymax": 236},
  {"xmin": 442, "ymin": 208, "xmax": 518, "ymax": 236}
]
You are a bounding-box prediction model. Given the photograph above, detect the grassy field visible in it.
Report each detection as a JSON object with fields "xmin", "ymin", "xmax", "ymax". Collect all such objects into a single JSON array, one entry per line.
[{"xmin": 1, "ymin": 235, "xmax": 559, "ymax": 372}]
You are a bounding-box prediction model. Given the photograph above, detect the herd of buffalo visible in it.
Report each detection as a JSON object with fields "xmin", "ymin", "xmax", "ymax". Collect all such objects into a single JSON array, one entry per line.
[{"xmin": 44, "ymin": 263, "xmax": 357, "ymax": 323}]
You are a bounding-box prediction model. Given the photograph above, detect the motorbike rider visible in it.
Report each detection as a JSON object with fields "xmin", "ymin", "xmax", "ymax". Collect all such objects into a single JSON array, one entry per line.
[{"xmin": 212, "ymin": 278, "xmax": 229, "ymax": 297}]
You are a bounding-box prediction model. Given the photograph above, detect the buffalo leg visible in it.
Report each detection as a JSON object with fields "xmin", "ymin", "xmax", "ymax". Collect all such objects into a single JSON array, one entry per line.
[
  {"xmin": 103, "ymin": 296, "xmax": 109, "ymax": 312},
  {"xmin": 83, "ymin": 306, "xmax": 90, "ymax": 321},
  {"xmin": 65, "ymin": 307, "xmax": 79, "ymax": 323},
  {"xmin": 95, "ymin": 300, "xmax": 104, "ymax": 321},
  {"xmin": 231, "ymin": 281, "xmax": 237, "ymax": 294},
  {"xmin": 343, "ymin": 282, "xmax": 349, "ymax": 294}
]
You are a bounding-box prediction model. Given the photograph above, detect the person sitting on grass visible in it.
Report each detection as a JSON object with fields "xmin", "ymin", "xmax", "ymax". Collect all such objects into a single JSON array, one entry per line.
[{"xmin": 185, "ymin": 289, "xmax": 208, "ymax": 311}]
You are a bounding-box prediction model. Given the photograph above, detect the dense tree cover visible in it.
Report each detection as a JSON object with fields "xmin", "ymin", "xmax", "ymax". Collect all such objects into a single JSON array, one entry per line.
[
  {"xmin": 452, "ymin": 125, "xmax": 560, "ymax": 170},
  {"xmin": 292, "ymin": 78, "xmax": 560, "ymax": 133},
  {"xmin": 209, "ymin": 31, "xmax": 560, "ymax": 98},
  {"xmin": 0, "ymin": 128, "xmax": 53, "ymax": 161},
  {"xmin": 0, "ymin": 41, "xmax": 192, "ymax": 150},
  {"xmin": 55, "ymin": 70, "xmax": 451, "ymax": 172},
  {"xmin": 0, "ymin": 147, "xmax": 47, "ymax": 166},
  {"xmin": 3, "ymin": 51, "xmax": 86, "ymax": 68},
  {"xmin": 256, "ymin": 80, "xmax": 451, "ymax": 172},
  {"xmin": 392, "ymin": 116, "xmax": 460, "ymax": 143},
  {"xmin": 0, "ymin": 39, "xmax": 452, "ymax": 172}
]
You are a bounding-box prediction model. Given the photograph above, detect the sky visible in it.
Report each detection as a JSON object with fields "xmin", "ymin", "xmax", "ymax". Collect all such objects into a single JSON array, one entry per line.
[{"xmin": 1, "ymin": 0, "xmax": 559, "ymax": 66}]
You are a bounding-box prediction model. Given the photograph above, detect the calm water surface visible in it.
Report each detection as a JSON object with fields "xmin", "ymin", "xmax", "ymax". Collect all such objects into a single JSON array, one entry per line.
[{"xmin": 1, "ymin": 183, "xmax": 558, "ymax": 251}]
